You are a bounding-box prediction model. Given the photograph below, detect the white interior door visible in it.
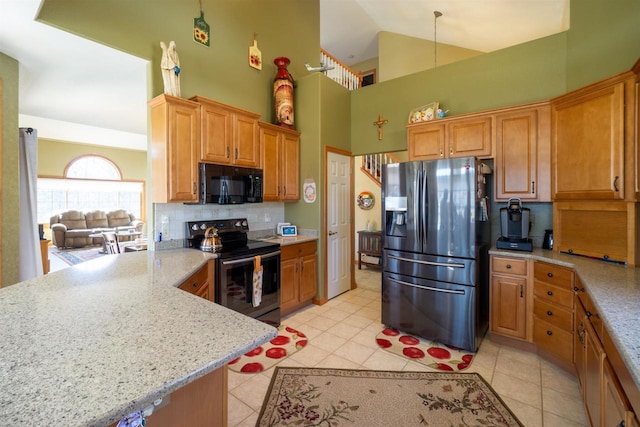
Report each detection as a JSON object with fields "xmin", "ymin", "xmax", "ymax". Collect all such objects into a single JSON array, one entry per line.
[{"xmin": 327, "ymin": 151, "xmax": 351, "ymax": 299}]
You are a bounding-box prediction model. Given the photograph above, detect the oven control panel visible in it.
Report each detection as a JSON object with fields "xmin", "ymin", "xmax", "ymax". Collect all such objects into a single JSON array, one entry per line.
[{"xmin": 186, "ymin": 218, "xmax": 249, "ymax": 238}]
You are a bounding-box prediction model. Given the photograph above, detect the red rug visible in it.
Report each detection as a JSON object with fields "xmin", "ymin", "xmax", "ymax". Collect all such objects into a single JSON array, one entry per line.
[
  {"xmin": 228, "ymin": 325, "xmax": 307, "ymax": 373},
  {"xmin": 376, "ymin": 328, "xmax": 475, "ymax": 372}
]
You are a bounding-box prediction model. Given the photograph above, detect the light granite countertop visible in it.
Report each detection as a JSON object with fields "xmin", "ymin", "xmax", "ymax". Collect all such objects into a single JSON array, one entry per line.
[
  {"xmin": 0, "ymin": 249, "xmax": 277, "ymax": 427},
  {"xmin": 489, "ymin": 247, "xmax": 640, "ymax": 390},
  {"xmin": 259, "ymin": 234, "xmax": 319, "ymax": 246}
]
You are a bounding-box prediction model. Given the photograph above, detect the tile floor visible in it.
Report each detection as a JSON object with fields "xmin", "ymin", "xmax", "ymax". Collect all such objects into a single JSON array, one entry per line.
[{"xmin": 228, "ymin": 268, "xmax": 589, "ymax": 427}]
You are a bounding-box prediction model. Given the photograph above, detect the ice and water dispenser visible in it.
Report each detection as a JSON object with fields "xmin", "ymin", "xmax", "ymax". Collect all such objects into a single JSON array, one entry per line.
[{"xmin": 385, "ymin": 196, "xmax": 408, "ymax": 237}]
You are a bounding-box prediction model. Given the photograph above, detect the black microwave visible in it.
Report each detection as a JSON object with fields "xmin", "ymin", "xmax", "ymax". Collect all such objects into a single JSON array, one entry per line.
[{"xmin": 199, "ymin": 163, "xmax": 263, "ymax": 204}]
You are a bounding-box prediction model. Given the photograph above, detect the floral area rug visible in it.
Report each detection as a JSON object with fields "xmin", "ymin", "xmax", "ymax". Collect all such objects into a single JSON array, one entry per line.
[
  {"xmin": 376, "ymin": 327, "xmax": 475, "ymax": 372},
  {"xmin": 257, "ymin": 367, "xmax": 522, "ymax": 426},
  {"xmin": 51, "ymin": 247, "xmax": 105, "ymax": 266},
  {"xmin": 228, "ymin": 325, "xmax": 307, "ymax": 374}
]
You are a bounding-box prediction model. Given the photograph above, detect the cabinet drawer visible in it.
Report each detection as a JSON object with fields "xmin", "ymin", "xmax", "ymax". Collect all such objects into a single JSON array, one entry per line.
[
  {"xmin": 534, "ymin": 282, "xmax": 574, "ymax": 309},
  {"xmin": 534, "ymin": 318, "xmax": 573, "ymax": 362},
  {"xmin": 534, "ymin": 298, "xmax": 573, "ymax": 331},
  {"xmin": 492, "ymin": 257, "xmax": 527, "ymax": 276},
  {"xmin": 534, "ymin": 261, "xmax": 574, "ymax": 289},
  {"xmin": 179, "ymin": 264, "xmax": 208, "ymax": 295},
  {"xmin": 281, "ymin": 240, "xmax": 317, "ymax": 260}
]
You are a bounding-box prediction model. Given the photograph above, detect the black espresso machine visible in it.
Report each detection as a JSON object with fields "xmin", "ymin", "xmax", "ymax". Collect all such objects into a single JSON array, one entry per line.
[{"xmin": 496, "ymin": 197, "xmax": 533, "ymax": 252}]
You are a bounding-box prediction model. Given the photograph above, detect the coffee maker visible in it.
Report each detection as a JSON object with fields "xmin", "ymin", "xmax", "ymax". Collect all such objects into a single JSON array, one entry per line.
[{"xmin": 496, "ymin": 198, "xmax": 533, "ymax": 252}]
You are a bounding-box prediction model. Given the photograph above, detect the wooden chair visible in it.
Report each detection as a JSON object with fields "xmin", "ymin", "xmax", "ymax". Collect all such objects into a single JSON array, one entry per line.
[{"xmin": 102, "ymin": 231, "xmax": 120, "ymax": 254}]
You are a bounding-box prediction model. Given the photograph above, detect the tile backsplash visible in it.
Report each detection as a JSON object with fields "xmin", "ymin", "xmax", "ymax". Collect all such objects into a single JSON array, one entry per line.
[{"xmin": 153, "ymin": 202, "xmax": 285, "ymax": 247}]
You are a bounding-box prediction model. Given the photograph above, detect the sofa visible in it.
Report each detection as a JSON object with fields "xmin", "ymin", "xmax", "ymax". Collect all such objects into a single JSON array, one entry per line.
[{"xmin": 50, "ymin": 209, "xmax": 144, "ymax": 249}]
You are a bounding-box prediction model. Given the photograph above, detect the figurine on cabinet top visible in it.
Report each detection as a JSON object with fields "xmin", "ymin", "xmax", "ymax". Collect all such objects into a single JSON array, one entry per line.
[{"xmin": 161, "ymin": 41, "xmax": 181, "ymax": 97}]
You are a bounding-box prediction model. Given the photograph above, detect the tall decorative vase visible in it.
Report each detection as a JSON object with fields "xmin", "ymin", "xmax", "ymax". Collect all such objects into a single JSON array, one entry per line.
[{"xmin": 273, "ymin": 57, "xmax": 294, "ymax": 129}]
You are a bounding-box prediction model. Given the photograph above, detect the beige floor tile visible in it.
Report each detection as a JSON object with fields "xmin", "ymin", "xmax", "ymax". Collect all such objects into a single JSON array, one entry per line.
[
  {"xmin": 543, "ymin": 410, "xmax": 590, "ymax": 427},
  {"xmin": 326, "ymin": 321, "xmax": 362, "ymax": 340},
  {"xmin": 232, "ymin": 411, "xmax": 259, "ymax": 427},
  {"xmin": 491, "ymin": 370, "xmax": 542, "ymax": 409},
  {"xmin": 304, "ymin": 315, "xmax": 338, "ymax": 331},
  {"xmin": 350, "ymin": 328, "xmax": 383, "ymax": 350},
  {"xmin": 501, "ymin": 396, "xmax": 543, "ymax": 427},
  {"xmin": 314, "ymin": 353, "xmax": 361, "ymax": 369},
  {"xmin": 497, "ymin": 345, "xmax": 542, "ymax": 368},
  {"xmin": 341, "ymin": 313, "xmax": 375, "ymax": 329},
  {"xmin": 229, "ymin": 373, "xmax": 273, "ymax": 411},
  {"xmin": 227, "ymin": 393, "xmax": 255, "ymax": 427},
  {"xmin": 333, "ymin": 340, "xmax": 377, "ymax": 365},
  {"xmin": 540, "ymin": 359, "xmax": 582, "ymax": 399},
  {"xmin": 355, "ymin": 306, "xmax": 380, "ymax": 320},
  {"xmin": 402, "ymin": 360, "xmax": 435, "ymax": 372},
  {"xmin": 495, "ymin": 352, "xmax": 541, "ymax": 385},
  {"xmin": 287, "ymin": 344, "xmax": 330, "ymax": 367},
  {"xmin": 292, "ymin": 323, "xmax": 323, "ymax": 340},
  {"xmin": 542, "ymin": 387, "xmax": 589, "ymax": 424},
  {"xmin": 361, "ymin": 348, "xmax": 408, "ymax": 371},
  {"xmin": 307, "ymin": 331, "xmax": 347, "ymax": 353},
  {"xmin": 322, "ymin": 307, "xmax": 352, "ymax": 321}
]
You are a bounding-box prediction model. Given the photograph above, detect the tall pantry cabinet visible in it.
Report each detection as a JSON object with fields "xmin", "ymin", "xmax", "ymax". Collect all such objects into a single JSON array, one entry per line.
[{"xmin": 551, "ymin": 64, "xmax": 640, "ymax": 266}]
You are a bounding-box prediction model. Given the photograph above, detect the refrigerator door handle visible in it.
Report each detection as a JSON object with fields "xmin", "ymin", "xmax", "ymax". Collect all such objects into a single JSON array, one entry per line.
[
  {"xmin": 415, "ymin": 167, "xmax": 422, "ymax": 245},
  {"xmin": 388, "ymin": 254, "xmax": 465, "ymax": 269},
  {"xmin": 421, "ymin": 165, "xmax": 428, "ymax": 247},
  {"xmin": 388, "ymin": 277, "xmax": 466, "ymax": 295}
]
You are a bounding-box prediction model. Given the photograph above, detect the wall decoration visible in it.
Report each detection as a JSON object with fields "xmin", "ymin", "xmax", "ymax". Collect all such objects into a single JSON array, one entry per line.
[
  {"xmin": 193, "ymin": 1, "xmax": 210, "ymax": 47},
  {"xmin": 408, "ymin": 102, "xmax": 439, "ymax": 124},
  {"xmin": 273, "ymin": 57, "xmax": 294, "ymax": 129},
  {"xmin": 160, "ymin": 41, "xmax": 181, "ymax": 97},
  {"xmin": 249, "ymin": 34, "xmax": 262, "ymax": 70},
  {"xmin": 357, "ymin": 191, "xmax": 375, "ymax": 210},
  {"xmin": 303, "ymin": 179, "xmax": 316, "ymax": 203}
]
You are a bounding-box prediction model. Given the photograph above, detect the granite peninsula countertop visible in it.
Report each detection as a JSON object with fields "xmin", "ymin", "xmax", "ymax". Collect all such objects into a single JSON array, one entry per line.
[
  {"xmin": 489, "ymin": 247, "xmax": 640, "ymax": 390},
  {"xmin": 0, "ymin": 249, "xmax": 277, "ymax": 427}
]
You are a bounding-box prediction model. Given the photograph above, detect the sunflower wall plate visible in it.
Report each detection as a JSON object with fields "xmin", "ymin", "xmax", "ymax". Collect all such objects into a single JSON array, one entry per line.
[{"xmin": 357, "ymin": 191, "xmax": 375, "ymax": 210}]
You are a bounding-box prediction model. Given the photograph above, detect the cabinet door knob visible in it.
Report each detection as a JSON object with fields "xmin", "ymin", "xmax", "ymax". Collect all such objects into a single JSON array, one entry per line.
[
  {"xmin": 546, "ymin": 330, "xmax": 553, "ymax": 336},
  {"xmin": 547, "ymin": 272, "xmax": 553, "ymax": 278},
  {"xmin": 547, "ymin": 290, "xmax": 553, "ymax": 296},
  {"xmin": 506, "ymin": 264, "xmax": 512, "ymax": 269},
  {"xmin": 547, "ymin": 310, "xmax": 553, "ymax": 316},
  {"xmin": 192, "ymin": 282, "xmax": 198, "ymax": 288}
]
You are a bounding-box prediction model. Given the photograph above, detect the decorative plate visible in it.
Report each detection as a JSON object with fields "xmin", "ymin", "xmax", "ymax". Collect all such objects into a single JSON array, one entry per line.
[{"xmin": 357, "ymin": 191, "xmax": 375, "ymax": 210}]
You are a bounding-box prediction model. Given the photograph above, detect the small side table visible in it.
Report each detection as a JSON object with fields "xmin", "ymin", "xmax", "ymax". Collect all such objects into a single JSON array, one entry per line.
[
  {"xmin": 40, "ymin": 239, "xmax": 50, "ymax": 274},
  {"xmin": 357, "ymin": 230, "xmax": 382, "ymax": 269}
]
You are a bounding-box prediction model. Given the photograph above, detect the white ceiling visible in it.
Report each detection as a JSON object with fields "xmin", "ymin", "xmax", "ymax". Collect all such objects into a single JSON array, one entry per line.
[{"xmin": 0, "ymin": 0, "xmax": 569, "ymax": 152}]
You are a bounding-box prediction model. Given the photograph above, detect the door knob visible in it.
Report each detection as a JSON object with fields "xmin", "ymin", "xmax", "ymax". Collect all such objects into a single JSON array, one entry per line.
[{"xmin": 328, "ymin": 231, "xmax": 337, "ymax": 236}]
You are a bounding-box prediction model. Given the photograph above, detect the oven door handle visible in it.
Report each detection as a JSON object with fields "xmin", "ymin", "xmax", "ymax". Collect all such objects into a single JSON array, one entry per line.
[{"xmin": 221, "ymin": 251, "xmax": 281, "ymax": 265}]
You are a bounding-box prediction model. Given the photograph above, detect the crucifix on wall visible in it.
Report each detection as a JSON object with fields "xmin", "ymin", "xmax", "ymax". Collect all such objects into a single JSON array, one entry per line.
[{"xmin": 373, "ymin": 114, "xmax": 388, "ymax": 140}]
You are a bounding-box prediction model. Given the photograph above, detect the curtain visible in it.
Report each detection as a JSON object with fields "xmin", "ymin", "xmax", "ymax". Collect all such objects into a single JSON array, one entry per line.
[{"xmin": 19, "ymin": 128, "xmax": 43, "ymax": 281}]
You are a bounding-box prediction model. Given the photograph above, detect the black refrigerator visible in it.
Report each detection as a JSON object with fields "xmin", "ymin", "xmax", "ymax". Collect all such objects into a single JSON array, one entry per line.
[{"xmin": 381, "ymin": 157, "xmax": 491, "ymax": 352}]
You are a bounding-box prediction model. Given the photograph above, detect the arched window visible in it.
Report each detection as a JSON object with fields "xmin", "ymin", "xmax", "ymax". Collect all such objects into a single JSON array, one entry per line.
[
  {"xmin": 37, "ymin": 155, "xmax": 144, "ymax": 223},
  {"xmin": 65, "ymin": 155, "xmax": 122, "ymax": 180}
]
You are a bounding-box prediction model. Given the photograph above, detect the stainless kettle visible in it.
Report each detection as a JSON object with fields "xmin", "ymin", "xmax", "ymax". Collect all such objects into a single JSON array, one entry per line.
[{"xmin": 200, "ymin": 227, "xmax": 222, "ymax": 252}]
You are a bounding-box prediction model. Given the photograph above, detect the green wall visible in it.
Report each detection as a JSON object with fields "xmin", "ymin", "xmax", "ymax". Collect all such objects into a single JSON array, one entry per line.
[
  {"xmin": 38, "ymin": 139, "xmax": 147, "ymax": 182},
  {"xmin": 566, "ymin": 0, "xmax": 640, "ymax": 89},
  {"xmin": 38, "ymin": 0, "xmax": 320, "ymax": 121},
  {"xmin": 378, "ymin": 31, "xmax": 482, "ymax": 82},
  {"xmin": 350, "ymin": 33, "xmax": 568, "ymax": 156},
  {"xmin": 0, "ymin": 53, "xmax": 20, "ymax": 286},
  {"xmin": 289, "ymin": 73, "xmax": 351, "ymax": 299}
]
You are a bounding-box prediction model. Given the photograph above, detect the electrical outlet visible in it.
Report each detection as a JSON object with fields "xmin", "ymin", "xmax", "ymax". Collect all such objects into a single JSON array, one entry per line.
[
  {"xmin": 530, "ymin": 213, "xmax": 535, "ymax": 227},
  {"xmin": 264, "ymin": 213, "xmax": 271, "ymax": 222}
]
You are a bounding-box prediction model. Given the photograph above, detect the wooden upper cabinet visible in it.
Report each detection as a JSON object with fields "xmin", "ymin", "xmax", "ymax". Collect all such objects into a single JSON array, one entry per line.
[
  {"xmin": 259, "ymin": 122, "xmax": 300, "ymax": 201},
  {"xmin": 149, "ymin": 94, "xmax": 200, "ymax": 203},
  {"xmin": 192, "ymin": 96, "xmax": 260, "ymax": 168},
  {"xmin": 552, "ymin": 80, "xmax": 625, "ymax": 200},
  {"xmin": 407, "ymin": 123, "xmax": 445, "ymax": 160},
  {"xmin": 447, "ymin": 115, "xmax": 492, "ymax": 158},
  {"xmin": 407, "ymin": 113, "xmax": 492, "ymax": 161},
  {"xmin": 495, "ymin": 104, "xmax": 551, "ymax": 201}
]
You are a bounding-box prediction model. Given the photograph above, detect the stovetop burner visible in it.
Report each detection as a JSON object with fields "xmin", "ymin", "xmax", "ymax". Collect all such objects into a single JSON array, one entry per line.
[{"xmin": 185, "ymin": 218, "xmax": 279, "ymax": 258}]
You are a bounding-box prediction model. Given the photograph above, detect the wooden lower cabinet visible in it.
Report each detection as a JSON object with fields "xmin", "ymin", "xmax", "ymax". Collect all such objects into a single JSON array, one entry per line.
[
  {"xmin": 281, "ymin": 241, "xmax": 317, "ymax": 316},
  {"xmin": 532, "ymin": 261, "xmax": 574, "ymax": 364},
  {"xmin": 178, "ymin": 261, "xmax": 214, "ymax": 302},
  {"xmin": 603, "ymin": 359, "xmax": 639, "ymax": 427},
  {"xmin": 108, "ymin": 367, "xmax": 227, "ymax": 427},
  {"xmin": 490, "ymin": 256, "xmax": 528, "ymax": 339}
]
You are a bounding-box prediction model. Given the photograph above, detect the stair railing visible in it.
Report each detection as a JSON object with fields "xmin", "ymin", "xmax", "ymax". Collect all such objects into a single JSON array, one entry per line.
[
  {"xmin": 361, "ymin": 153, "xmax": 401, "ymax": 186},
  {"xmin": 320, "ymin": 49, "xmax": 361, "ymax": 90}
]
